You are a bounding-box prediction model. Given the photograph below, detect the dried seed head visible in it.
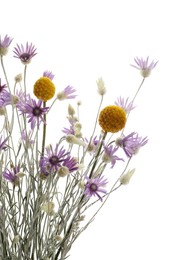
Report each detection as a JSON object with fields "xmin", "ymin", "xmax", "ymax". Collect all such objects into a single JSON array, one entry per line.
[
  {"xmin": 57, "ymin": 166, "xmax": 69, "ymax": 177},
  {"xmin": 120, "ymin": 169, "xmax": 135, "ymax": 185},
  {"xmin": 66, "ymin": 134, "xmax": 85, "ymax": 146},
  {"xmin": 68, "ymin": 104, "xmax": 75, "ymax": 116},
  {"xmin": 97, "ymin": 77, "xmax": 106, "ymax": 95},
  {"xmin": 14, "ymin": 73, "xmax": 22, "ymax": 83}
]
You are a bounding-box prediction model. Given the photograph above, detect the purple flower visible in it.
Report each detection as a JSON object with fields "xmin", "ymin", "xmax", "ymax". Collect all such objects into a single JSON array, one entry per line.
[
  {"xmin": 57, "ymin": 85, "xmax": 77, "ymax": 100},
  {"xmin": 0, "ymin": 136, "xmax": 8, "ymax": 151},
  {"xmin": 85, "ymin": 136, "xmax": 99, "ymax": 154},
  {"xmin": 62, "ymin": 117, "xmax": 78, "ymax": 135},
  {"xmin": 0, "ymin": 91, "xmax": 12, "ymax": 107},
  {"xmin": 40, "ymin": 144, "xmax": 68, "ymax": 174},
  {"xmin": 0, "ymin": 78, "xmax": 8, "ymax": 96},
  {"xmin": 3, "ymin": 166, "xmax": 20, "ymax": 185},
  {"xmin": 0, "ymin": 34, "xmax": 13, "ymax": 56},
  {"xmin": 43, "ymin": 70, "xmax": 55, "ymax": 80},
  {"xmin": 131, "ymin": 56, "xmax": 158, "ymax": 77},
  {"xmin": 118, "ymin": 132, "xmax": 148, "ymax": 158},
  {"xmin": 13, "ymin": 42, "xmax": 37, "ymax": 64},
  {"xmin": 84, "ymin": 175, "xmax": 108, "ymax": 201},
  {"xmin": 115, "ymin": 97, "xmax": 135, "ymax": 114},
  {"xmin": 17, "ymin": 95, "xmax": 48, "ymax": 129},
  {"xmin": 102, "ymin": 143, "xmax": 124, "ymax": 168},
  {"xmin": 63, "ymin": 155, "xmax": 78, "ymax": 173}
]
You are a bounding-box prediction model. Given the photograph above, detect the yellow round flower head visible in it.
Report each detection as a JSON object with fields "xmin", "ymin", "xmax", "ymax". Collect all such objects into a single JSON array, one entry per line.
[
  {"xmin": 99, "ymin": 105, "xmax": 127, "ymax": 133},
  {"xmin": 33, "ymin": 77, "xmax": 55, "ymax": 101}
]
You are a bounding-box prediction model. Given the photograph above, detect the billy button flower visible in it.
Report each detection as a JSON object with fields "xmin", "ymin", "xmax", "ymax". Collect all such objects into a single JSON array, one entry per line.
[
  {"xmin": 98, "ymin": 105, "xmax": 127, "ymax": 133},
  {"xmin": 33, "ymin": 76, "xmax": 55, "ymax": 102}
]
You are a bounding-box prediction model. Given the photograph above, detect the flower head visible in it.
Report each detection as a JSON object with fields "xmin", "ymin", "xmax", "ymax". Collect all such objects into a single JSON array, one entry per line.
[
  {"xmin": 17, "ymin": 95, "xmax": 49, "ymax": 129},
  {"xmin": 131, "ymin": 56, "xmax": 158, "ymax": 77},
  {"xmin": 33, "ymin": 77, "xmax": 55, "ymax": 101},
  {"xmin": 102, "ymin": 143, "xmax": 124, "ymax": 168},
  {"xmin": 118, "ymin": 132, "xmax": 148, "ymax": 158},
  {"xmin": 0, "ymin": 34, "xmax": 13, "ymax": 56},
  {"xmin": 13, "ymin": 42, "xmax": 37, "ymax": 64},
  {"xmin": 40, "ymin": 144, "xmax": 68, "ymax": 174},
  {"xmin": 97, "ymin": 77, "xmax": 106, "ymax": 96},
  {"xmin": 57, "ymin": 85, "xmax": 77, "ymax": 101},
  {"xmin": 43, "ymin": 70, "xmax": 55, "ymax": 80},
  {"xmin": 115, "ymin": 96, "xmax": 135, "ymax": 114},
  {"xmin": 99, "ymin": 105, "xmax": 126, "ymax": 133},
  {"xmin": 84, "ymin": 175, "xmax": 108, "ymax": 201},
  {"xmin": 3, "ymin": 166, "xmax": 20, "ymax": 186}
]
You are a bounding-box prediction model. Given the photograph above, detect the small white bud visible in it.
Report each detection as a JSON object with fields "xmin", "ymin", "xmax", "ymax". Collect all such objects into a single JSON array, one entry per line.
[
  {"xmin": 14, "ymin": 73, "xmax": 22, "ymax": 83},
  {"xmin": 120, "ymin": 169, "xmax": 135, "ymax": 185},
  {"xmin": 57, "ymin": 166, "xmax": 69, "ymax": 177},
  {"xmin": 97, "ymin": 77, "xmax": 106, "ymax": 95},
  {"xmin": 68, "ymin": 104, "xmax": 75, "ymax": 116},
  {"xmin": 66, "ymin": 134, "xmax": 85, "ymax": 146}
]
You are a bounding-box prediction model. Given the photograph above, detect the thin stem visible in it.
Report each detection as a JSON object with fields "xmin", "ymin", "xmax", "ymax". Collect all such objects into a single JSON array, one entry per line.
[{"xmin": 41, "ymin": 101, "xmax": 47, "ymax": 157}]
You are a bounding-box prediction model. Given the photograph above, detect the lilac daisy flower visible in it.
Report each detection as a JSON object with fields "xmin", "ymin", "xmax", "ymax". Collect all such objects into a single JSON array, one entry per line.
[
  {"xmin": 3, "ymin": 166, "xmax": 20, "ymax": 186},
  {"xmin": 43, "ymin": 70, "xmax": 55, "ymax": 80},
  {"xmin": 57, "ymin": 85, "xmax": 77, "ymax": 101},
  {"xmin": 102, "ymin": 143, "xmax": 124, "ymax": 168},
  {"xmin": 21, "ymin": 130, "xmax": 34, "ymax": 147},
  {"xmin": 118, "ymin": 132, "xmax": 148, "ymax": 158},
  {"xmin": 131, "ymin": 56, "xmax": 158, "ymax": 77},
  {"xmin": 0, "ymin": 91, "xmax": 12, "ymax": 107},
  {"xmin": 17, "ymin": 95, "xmax": 48, "ymax": 129},
  {"xmin": 84, "ymin": 175, "xmax": 108, "ymax": 201},
  {"xmin": 0, "ymin": 136, "xmax": 8, "ymax": 151},
  {"xmin": 40, "ymin": 144, "xmax": 68, "ymax": 174},
  {"xmin": 13, "ymin": 42, "xmax": 37, "ymax": 64},
  {"xmin": 115, "ymin": 96, "xmax": 135, "ymax": 114},
  {"xmin": 63, "ymin": 155, "xmax": 78, "ymax": 173},
  {"xmin": 0, "ymin": 34, "xmax": 13, "ymax": 56}
]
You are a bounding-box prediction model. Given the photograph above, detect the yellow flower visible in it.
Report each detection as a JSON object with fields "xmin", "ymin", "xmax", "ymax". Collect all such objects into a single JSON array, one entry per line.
[
  {"xmin": 99, "ymin": 105, "xmax": 126, "ymax": 133},
  {"xmin": 33, "ymin": 77, "xmax": 55, "ymax": 101}
]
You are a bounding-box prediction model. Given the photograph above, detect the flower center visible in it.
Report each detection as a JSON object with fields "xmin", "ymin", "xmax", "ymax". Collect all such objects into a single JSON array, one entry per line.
[
  {"xmin": 90, "ymin": 183, "xmax": 98, "ymax": 192},
  {"xmin": 49, "ymin": 155, "xmax": 59, "ymax": 165},
  {"xmin": 32, "ymin": 107, "xmax": 42, "ymax": 117},
  {"xmin": 20, "ymin": 53, "xmax": 30, "ymax": 62}
]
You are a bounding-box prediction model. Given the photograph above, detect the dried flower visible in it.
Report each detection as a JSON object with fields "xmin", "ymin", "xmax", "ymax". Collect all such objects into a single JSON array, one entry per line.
[
  {"xmin": 14, "ymin": 73, "xmax": 22, "ymax": 83},
  {"xmin": 43, "ymin": 70, "xmax": 55, "ymax": 80},
  {"xmin": 99, "ymin": 105, "xmax": 127, "ymax": 133},
  {"xmin": 0, "ymin": 34, "xmax": 13, "ymax": 56},
  {"xmin": 115, "ymin": 96, "xmax": 134, "ymax": 114},
  {"xmin": 118, "ymin": 132, "xmax": 148, "ymax": 158},
  {"xmin": 17, "ymin": 95, "xmax": 49, "ymax": 129},
  {"xmin": 131, "ymin": 56, "xmax": 158, "ymax": 77},
  {"xmin": 120, "ymin": 169, "xmax": 135, "ymax": 185},
  {"xmin": 102, "ymin": 143, "xmax": 124, "ymax": 168},
  {"xmin": 97, "ymin": 77, "xmax": 106, "ymax": 95},
  {"xmin": 57, "ymin": 85, "xmax": 77, "ymax": 100},
  {"xmin": 66, "ymin": 134, "xmax": 85, "ymax": 146},
  {"xmin": 0, "ymin": 136, "xmax": 8, "ymax": 151},
  {"xmin": 84, "ymin": 175, "xmax": 108, "ymax": 201},
  {"xmin": 41, "ymin": 201, "xmax": 55, "ymax": 216},
  {"xmin": 3, "ymin": 166, "xmax": 20, "ymax": 186},
  {"xmin": 33, "ymin": 77, "xmax": 55, "ymax": 101},
  {"xmin": 13, "ymin": 42, "xmax": 37, "ymax": 64}
]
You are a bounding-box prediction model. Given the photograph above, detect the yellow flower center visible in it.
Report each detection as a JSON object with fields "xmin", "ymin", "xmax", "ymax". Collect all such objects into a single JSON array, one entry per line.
[
  {"xmin": 33, "ymin": 77, "xmax": 55, "ymax": 101},
  {"xmin": 99, "ymin": 105, "xmax": 127, "ymax": 133}
]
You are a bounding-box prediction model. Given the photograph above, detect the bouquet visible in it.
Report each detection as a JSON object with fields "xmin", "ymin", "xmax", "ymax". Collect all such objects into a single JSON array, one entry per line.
[{"xmin": 0, "ymin": 34, "xmax": 158, "ymax": 260}]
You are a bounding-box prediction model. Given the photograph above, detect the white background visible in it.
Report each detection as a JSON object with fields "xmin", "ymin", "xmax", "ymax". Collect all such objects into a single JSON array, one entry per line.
[{"xmin": 1, "ymin": 0, "xmax": 190, "ymax": 259}]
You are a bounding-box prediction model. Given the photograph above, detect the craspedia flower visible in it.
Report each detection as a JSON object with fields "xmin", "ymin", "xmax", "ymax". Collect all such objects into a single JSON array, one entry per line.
[
  {"xmin": 98, "ymin": 105, "xmax": 126, "ymax": 133},
  {"xmin": 33, "ymin": 77, "xmax": 55, "ymax": 101}
]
